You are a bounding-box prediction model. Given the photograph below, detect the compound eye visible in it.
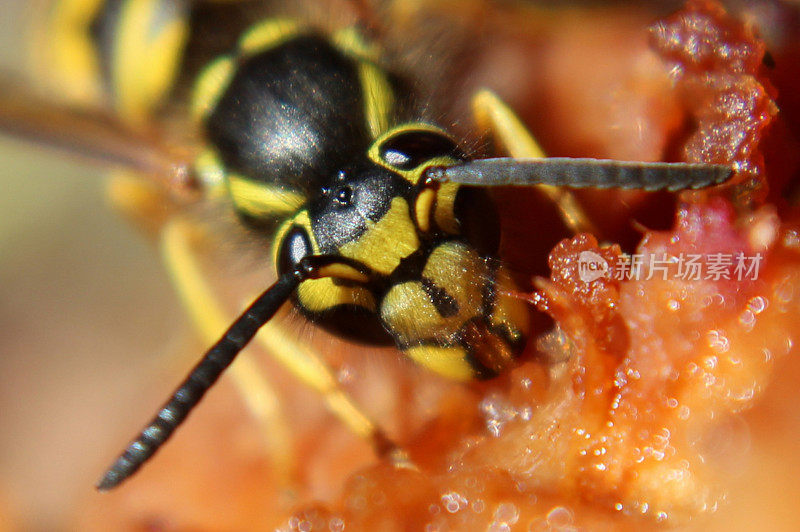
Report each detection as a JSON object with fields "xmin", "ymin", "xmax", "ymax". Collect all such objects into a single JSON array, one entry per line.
[
  {"xmin": 276, "ymin": 226, "xmax": 312, "ymax": 276},
  {"xmin": 379, "ymin": 130, "xmax": 461, "ymax": 170}
]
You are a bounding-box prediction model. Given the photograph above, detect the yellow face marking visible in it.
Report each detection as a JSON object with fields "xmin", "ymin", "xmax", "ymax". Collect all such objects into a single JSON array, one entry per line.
[
  {"xmin": 227, "ymin": 175, "xmax": 306, "ymax": 219},
  {"xmin": 404, "ymin": 345, "xmax": 476, "ymax": 382},
  {"xmin": 113, "ymin": 0, "xmax": 189, "ymax": 122},
  {"xmin": 414, "ymin": 188, "xmax": 436, "ymax": 233},
  {"xmin": 379, "ymin": 243, "xmax": 488, "ymax": 347},
  {"xmin": 191, "ymin": 55, "xmax": 236, "ymax": 122},
  {"xmin": 388, "ymin": 154, "xmax": 459, "ymax": 186},
  {"xmin": 338, "ymin": 197, "xmax": 419, "ymax": 276},
  {"xmin": 316, "ymin": 263, "xmax": 370, "ymax": 284},
  {"xmin": 368, "ymin": 126, "xmax": 465, "ymax": 234},
  {"xmin": 238, "ymin": 18, "xmax": 303, "ymax": 55},
  {"xmin": 433, "ymin": 181, "xmax": 461, "ymax": 235},
  {"xmin": 296, "ymin": 278, "xmax": 376, "ymax": 313}
]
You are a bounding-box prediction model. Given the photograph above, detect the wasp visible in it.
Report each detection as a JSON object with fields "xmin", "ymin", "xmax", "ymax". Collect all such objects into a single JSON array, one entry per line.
[{"xmin": 1, "ymin": 0, "xmax": 731, "ymax": 494}]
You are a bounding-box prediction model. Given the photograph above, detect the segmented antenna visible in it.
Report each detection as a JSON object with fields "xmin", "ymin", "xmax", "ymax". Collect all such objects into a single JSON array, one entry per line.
[
  {"xmin": 96, "ymin": 269, "xmax": 302, "ymax": 491},
  {"xmin": 426, "ymin": 158, "xmax": 733, "ymax": 191}
]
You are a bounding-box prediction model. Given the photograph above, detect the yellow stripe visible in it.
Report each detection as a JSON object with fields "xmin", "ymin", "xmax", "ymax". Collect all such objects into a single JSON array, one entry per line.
[
  {"xmin": 433, "ymin": 181, "xmax": 461, "ymax": 234},
  {"xmin": 338, "ymin": 197, "xmax": 419, "ymax": 275},
  {"xmin": 113, "ymin": 0, "xmax": 188, "ymax": 122},
  {"xmin": 377, "ymin": 241, "xmax": 491, "ymax": 347},
  {"xmin": 296, "ymin": 278, "xmax": 376, "ymax": 313},
  {"xmin": 332, "ymin": 26, "xmax": 393, "ymax": 138},
  {"xmin": 380, "ymin": 280, "xmax": 463, "ymax": 344},
  {"xmin": 414, "ymin": 188, "xmax": 436, "ymax": 232},
  {"xmin": 359, "ymin": 62, "xmax": 395, "ymax": 138},
  {"xmin": 191, "ymin": 55, "xmax": 236, "ymax": 121},
  {"xmin": 317, "ymin": 263, "xmax": 369, "ymax": 283},
  {"xmin": 404, "ymin": 345, "xmax": 475, "ymax": 381},
  {"xmin": 488, "ymin": 266, "xmax": 530, "ymax": 343},
  {"xmin": 368, "ymin": 123, "xmax": 460, "ymax": 185},
  {"xmin": 331, "ymin": 26, "xmax": 380, "ymax": 61},
  {"xmin": 139, "ymin": 13, "xmax": 186, "ymax": 114},
  {"xmin": 238, "ymin": 18, "xmax": 303, "ymax": 55},
  {"xmin": 227, "ymin": 175, "xmax": 306, "ymax": 219},
  {"xmin": 422, "ymin": 242, "xmax": 485, "ymax": 318}
]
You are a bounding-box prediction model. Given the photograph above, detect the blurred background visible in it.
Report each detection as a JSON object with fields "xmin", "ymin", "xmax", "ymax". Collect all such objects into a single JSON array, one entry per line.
[{"xmin": 0, "ymin": 2, "xmax": 186, "ymax": 528}]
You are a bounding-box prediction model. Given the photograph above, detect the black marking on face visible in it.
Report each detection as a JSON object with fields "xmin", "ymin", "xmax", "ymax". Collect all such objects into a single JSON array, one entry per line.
[{"xmin": 309, "ymin": 164, "xmax": 411, "ymax": 253}]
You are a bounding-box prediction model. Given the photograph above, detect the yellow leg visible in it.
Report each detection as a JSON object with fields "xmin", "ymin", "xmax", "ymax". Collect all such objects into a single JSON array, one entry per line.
[
  {"xmin": 471, "ymin": 89, "xmax": 598, "ymax": 235},
  {"xmin": 159, "ymin": 217, "xmax": 295, "ymax": 486},
  {"xmin": 159, "ymin": 215, "xmax": 403, "ymax": 471},
  {"xmin": 105, "ymin": 175, "xmax": 297, "ymax": 484}
]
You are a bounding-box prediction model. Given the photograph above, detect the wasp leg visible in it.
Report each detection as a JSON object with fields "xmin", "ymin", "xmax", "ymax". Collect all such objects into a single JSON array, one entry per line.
[
  {"xmin": 158, "ymin": 214, "xmax": 405, "ymax": 474},
  {"xmin": 158, "ymin": 217, "xmax": 296, "ymax": 486},
  {"xmin": 471, "ymin": 89, "xmax": 598, "ymax": 235},
  {"xmin": 107, "ymin": 174, "xmax": 294, "ymax": 482}
]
